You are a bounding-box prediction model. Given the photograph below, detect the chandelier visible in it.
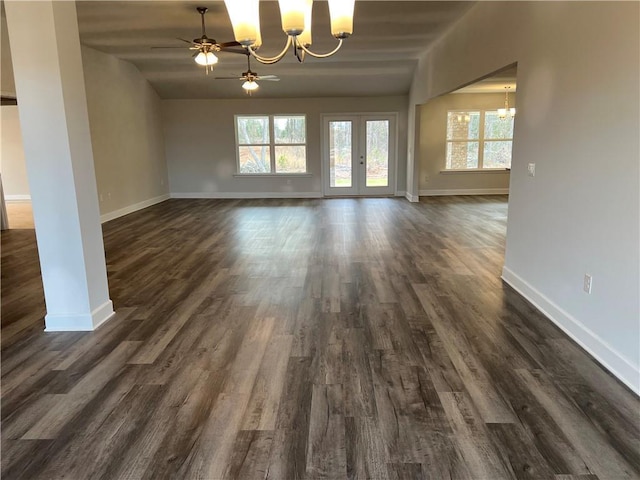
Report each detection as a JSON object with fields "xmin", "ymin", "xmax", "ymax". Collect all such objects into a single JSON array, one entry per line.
[
  {"xmin": 498, "ymin": 86, "xmax": 516, "ymax": 119},
  {"xmin": 223, "ymin": 0, "xmax": 356, "ymax": 64}
]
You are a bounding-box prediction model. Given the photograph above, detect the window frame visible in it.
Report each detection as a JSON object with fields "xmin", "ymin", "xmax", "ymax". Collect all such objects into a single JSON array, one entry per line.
[
  {"xmin": 445, "ymin": 109, "xmax": 513, "ymax": 171},
  {"xmin": 234, "ymin": 114, "xmax": 308, "ymax": 175}
]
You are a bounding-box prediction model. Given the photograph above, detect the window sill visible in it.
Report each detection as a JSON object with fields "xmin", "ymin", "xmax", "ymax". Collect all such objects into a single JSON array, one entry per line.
[
  {"xmin": 440, "ymin": 169, "xmax": 510, "ymax": 175},
  {"xmin": 233, "ymin": 173, "xmax": 312, "ymax": 178}
]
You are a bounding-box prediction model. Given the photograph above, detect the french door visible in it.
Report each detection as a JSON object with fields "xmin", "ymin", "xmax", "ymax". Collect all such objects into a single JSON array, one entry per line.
[{"xmin": 323, "ymin": 114, "xmax": 396, "ymax": 196}]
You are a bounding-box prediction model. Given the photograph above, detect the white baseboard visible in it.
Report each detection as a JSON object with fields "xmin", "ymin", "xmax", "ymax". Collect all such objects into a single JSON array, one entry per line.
[
  {"xmin": 502, "ymin": 266, "xmax": 640, "ymax": 395},
  {"xmin": 405, "ymin": 192, "xmax": 419, "ymax": 203},
  {"xmin": 419, "ymin": 188, "xmax": 509, "ymax": 197},
  {"xmin": 171, "ymin": 192, "xmax": 323, "ymax": 199},
  {"xmin": 100, "ymin": 194, "xmax": 170, "ymax": 224},
  {"xmin": 45, "ymin": 299, "xmax": 115, "ymax": 332},
  {"xmin": 5, "ymin": 194, "xmax": 31, "ymax": 202},
  {"xmin": 395, "ymin": 190, "xmax": 407, "ymax": 198}
]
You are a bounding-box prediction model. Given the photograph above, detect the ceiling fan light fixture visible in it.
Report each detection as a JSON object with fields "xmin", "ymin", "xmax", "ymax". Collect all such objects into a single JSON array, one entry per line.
[
  {"xmin": 224, "ymin": 0, "xmax": 260, "ymax": 47},
  {"xmin": 242, "ymin": 79, "xmax": 259, "ymax": 91},
  {"xmin": 328, "ymin": 0, "xmax": 355, "ymax": 38},
  {"xmin": 195, "ymin": 51, "xmax": 218, "ymax": 66}
]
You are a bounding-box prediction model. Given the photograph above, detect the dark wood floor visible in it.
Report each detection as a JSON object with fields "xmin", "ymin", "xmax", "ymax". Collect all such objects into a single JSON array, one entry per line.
[{"xmin": 2, "ymin": 196, "xmax": 639, "ymax": 479}]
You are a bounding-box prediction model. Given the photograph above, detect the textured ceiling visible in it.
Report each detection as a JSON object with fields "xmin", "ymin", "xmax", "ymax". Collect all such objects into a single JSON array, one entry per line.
[{"xmin": 75, "ymin": 1, "xmax": 475, "ymax": 99}]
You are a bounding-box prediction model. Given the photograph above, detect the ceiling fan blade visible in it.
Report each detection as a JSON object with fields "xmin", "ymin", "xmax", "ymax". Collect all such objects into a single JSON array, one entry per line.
[
  {"xmin": 219, "ymin": 48, "xmax": 247, "ymax": 55},
  {"xmin": 219, "ymin": 41, "xmax": 242, "ymax": 48},
  {"xmin": 215, "ymin": 77, "xmax": 244, "ymax": 80},
  {"xmin": 258, "ymin": 75, "xmax": 279, "ymax": 80},
  {"xmin": 177, "ymin": 37, "xmax": 194, "ymax": 44},
  {"xmin": 151, "ymin": 46, "xmax": 188, "ymax": 49}
]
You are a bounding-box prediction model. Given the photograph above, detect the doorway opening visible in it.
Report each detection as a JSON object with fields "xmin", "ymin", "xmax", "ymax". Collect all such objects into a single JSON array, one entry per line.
[{"xmin": 416, "ymin": 64, "xmax": 518, "ymax": 198}]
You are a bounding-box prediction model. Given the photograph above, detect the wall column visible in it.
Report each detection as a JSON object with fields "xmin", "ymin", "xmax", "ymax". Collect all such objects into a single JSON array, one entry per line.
[{"xmin": 5, "ymin": 0, "xmax": 114, "ymax": 331}]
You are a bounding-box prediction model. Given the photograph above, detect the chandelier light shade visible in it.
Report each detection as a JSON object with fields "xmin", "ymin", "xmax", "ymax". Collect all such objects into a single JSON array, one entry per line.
[
  {"xmin": 328, "ymin": 0, "xmax": 355, "ymax": 38},
  {"xmin": 224, "ymin": 0, "xmax": 260, "ymax": 47},
  {"xmin": 224, "ymin": 0, "xmax": 355, "ymax": 64},
  {"xmin": 298, "ymin": 0, "xmax": 314, "ymax": 47},
  {"xmin": 498, "ymin": 86, "xmax": 516, "ymax": 119},
  {"xmin": 278, "ymin": 0, "xmax": 306, "ymax": 35}
]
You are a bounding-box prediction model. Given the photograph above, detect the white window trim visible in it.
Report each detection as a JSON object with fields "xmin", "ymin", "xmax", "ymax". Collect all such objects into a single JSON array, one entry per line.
[
  {"xmin": 234, "ymin": 114, "xmax": 308, "ymax": 174},
  {"xmin": 440, "ymin": 168, "xmax": 510, "ymax": 174},
  {"xmin": 445, "ymin": 109, "xmax": 513, "ymax": 171}
]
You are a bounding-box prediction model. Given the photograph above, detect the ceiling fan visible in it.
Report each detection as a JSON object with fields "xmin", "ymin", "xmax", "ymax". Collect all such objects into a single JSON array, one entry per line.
[
  {"xmin": 215, "ymin": 52, "xmax": 280, "ymax": 95},
  {"xmin": 151, "ymin": 7, "xmax": 244, "ymax": 74}
]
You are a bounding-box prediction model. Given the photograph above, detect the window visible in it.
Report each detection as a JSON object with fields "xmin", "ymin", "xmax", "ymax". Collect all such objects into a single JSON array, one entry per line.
[
  {"xmin": 235, "ymin": 115, "xmax": 307, "ymax": 174},
  {"xmin": 446, "ymin": 110, "xmax": 514, "ymax": 170}
]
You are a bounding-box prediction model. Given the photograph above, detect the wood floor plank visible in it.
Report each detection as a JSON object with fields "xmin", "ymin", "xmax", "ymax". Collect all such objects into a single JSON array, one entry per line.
[
  {"xmin": 21, "ymin": 340, "xmax": 141, "ymax": 440},
  {"xmin": 242, "ymin": 334, "xmax": 294, "ymax": 430},
  {"xmin": 306, "ymin": 384, "xmax": 347, "ymax": 479},
  {"xmin": 2, "ymin": 196, "xmax": 638, "ymax": 479},
  {"xmin": 267, "ymin": 356, "xmax": 313, "ymax": 480},
  {"xmin": 438, "ymin": 391, "xmax": 514, "ymax": 479},
  {"xmin": 514, "ymin": 368, "xmax": 639, "ymax": 479},
  {"xmin": 224, "ymin": 430, "xmax": 275, "ymax": 480},
  {"xmin": 486, "ymin": 422, "xmax": 557, "ymax": 479},
  {"xmin": 345, "ymin": 415, "xmax": 390, "ymax": 480},
  {"xmin": 413, "ymin": 283, "xmax": 517, "ymax": 423}
]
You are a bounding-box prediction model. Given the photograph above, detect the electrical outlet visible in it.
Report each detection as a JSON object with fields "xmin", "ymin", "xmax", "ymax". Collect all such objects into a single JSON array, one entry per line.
[
  {"xmin": 583, "ymin": 274, "xmax": 592, "ymax": 294},
  {"xmin": 107, "ymin": 192, "xmax": 111, "ymax": 200},
  {"xmin": 160, "ymin": 179, "xmax": 164, "ymax": 186},
  {"xmin": 99, "ymin": 193, "xmax": 103, "ymax": 202},
  {"xmin": 527, "ymin": 163, "xmax": 536, "ymax": 177}
]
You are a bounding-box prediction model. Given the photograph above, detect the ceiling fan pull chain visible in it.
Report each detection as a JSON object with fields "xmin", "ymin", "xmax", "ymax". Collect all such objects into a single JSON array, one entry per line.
[{"xmin": 247, "ymin": 36, "xmax": 293, "ymax": 65}]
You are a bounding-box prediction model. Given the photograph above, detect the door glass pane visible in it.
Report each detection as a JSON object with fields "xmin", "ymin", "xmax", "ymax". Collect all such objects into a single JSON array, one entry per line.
[
  {"xmin": 329, "ymin": 121, "xmax": 352, "ymax": 188},
  {"xmin": 366, "ymin": 120, "xmax": 389, "ymax": 187}
]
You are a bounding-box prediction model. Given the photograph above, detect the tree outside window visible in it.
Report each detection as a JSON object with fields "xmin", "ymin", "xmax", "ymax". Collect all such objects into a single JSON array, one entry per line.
[{"xmin": 236, "ymin": 115, "xmax": 307, "ymax": 174}]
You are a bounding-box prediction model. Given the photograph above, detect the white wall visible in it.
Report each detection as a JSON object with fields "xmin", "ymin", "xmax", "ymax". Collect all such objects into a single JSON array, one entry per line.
[
  {"xmin": 409, "ymin": 1, "xmax": 640, "ymax": 391},
  {"xmin": 1, "ymin": 13, "xmax": 16, "ymax": 97},
  {"xmin": 162, "ymin": 96, "xmax": 408, "ymax": 197},
  {"xmin": 419, "ymin": 92, "xmax": 512, "ymax": 195},
  {"xmin": 1, "ymin": 14, "xmax": 29, "ymax": 200},
  {"xmin": 0, "ymin": 41, "xmax": 169, "ymax": 218},
  {"xmin": 82, "ymin": 46, "xmax": 169, "ymax": 220},
  {"xmin": 1, "ymin": 106, "xmax": 30, "ymax": 199}
]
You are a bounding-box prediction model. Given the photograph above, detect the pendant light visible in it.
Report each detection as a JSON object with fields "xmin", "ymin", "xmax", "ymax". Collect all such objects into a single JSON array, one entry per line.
[{"xmin": 498, "ymin": 86, "xmax": 516, "ymax": 119}]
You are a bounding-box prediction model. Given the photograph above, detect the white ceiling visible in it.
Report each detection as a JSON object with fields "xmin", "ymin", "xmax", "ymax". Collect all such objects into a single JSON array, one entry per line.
[
  {"xmin": 75, "ymin": 1, "xmax": 475, "ymax": 99},
  {"xmin": 452, "ymin": 65, "xmax": 518, "ymax": 94}
]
